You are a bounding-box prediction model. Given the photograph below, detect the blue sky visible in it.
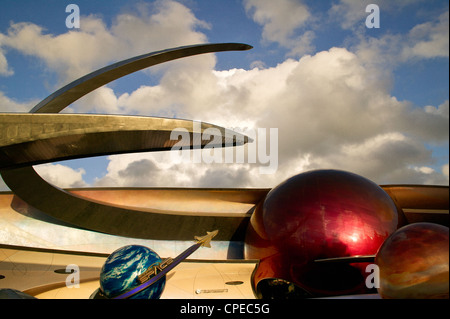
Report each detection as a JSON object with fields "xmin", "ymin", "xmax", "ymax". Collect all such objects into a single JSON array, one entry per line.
[{"xmin": 0, "ymin": 0, "xmax": 448, "ymax": 190}]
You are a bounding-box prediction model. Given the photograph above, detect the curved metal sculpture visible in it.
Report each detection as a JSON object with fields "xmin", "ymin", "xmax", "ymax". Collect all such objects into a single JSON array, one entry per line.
[
  {"xmin": 0, "ymin": 43, "xmax": 254, "ymax": 241},
  {"xmin": 0, "ymin": 113, "xmax": 249, "ymax": 170},
  {"xmin": 0, "ymin": 42, "xmax": 448, "ymax": 300},
  {"xmin": 31, "ymin": 43, "xmax": 252, "ymax": 114}
]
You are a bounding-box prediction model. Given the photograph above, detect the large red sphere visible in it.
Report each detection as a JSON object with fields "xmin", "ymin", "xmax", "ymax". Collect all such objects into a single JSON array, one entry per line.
[
  {"xmin": 375, "ymin": 222, "xmax": 449, "ymax": 299},
  {"xmin": 245, "ymin": 170, "xmax": 405, "ymax": 298}
]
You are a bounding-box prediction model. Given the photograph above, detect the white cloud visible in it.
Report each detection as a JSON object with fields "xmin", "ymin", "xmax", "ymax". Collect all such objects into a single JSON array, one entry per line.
[
  {"xmin": 347, "ymin": 8, "xmax": 449, "ymax": 72},
  {"xmin": 244, "ymin": 0, "xmax": 310, "ymax": 42},
  {"xmin": 328, "ymin": 0, "xmax": 370, "ymax": 30},
  {"xmin": 0, "ymin": 1, "xmax": 447, "ymax": 190},
  {"xmin": 353, "ymin": 10, "xmax": 449, "ymax": 66},
  {"xmin": 34, "ymin": 164, "xmax": 87, "ymax": 188},
  {"xmin": 1, "ymin": 19, "xmax": 116, "ymax": 83},
  {"xmin": 425, "ymin": 100, "xmax": 449, "ymax": 118},
  {"xmin": 0, "ymin": 50, "xmax": 13, "ymax": 76},
  {"xmin": 244, "ymin": 0, "xmax": 314, "ymax": 57},
  {"xmin": 0, "ymin": 33, "xmax": 13, "ymax": 76},
  {"xmin": 311, "ymin": 132, "xmax": 436, "ymax": 183},
  {"xmin": 0, "ymin": 91, "xmax": 35, "ymax": 112},
  {"xmin": 91, "ymin": 46, "xmax": 448, "ymax": 188},
  {"xmin": 329, "ymin": 0, "xmax": 428, "ymax": 30},
  {"xmin": 401, "ymin": 11, "xmax": 449, "ymax": 60},
  {"xmin": 70, "ymin": 86, "xmax": 120, "ymax": 114},
  {"xmin": 0, "ymin": 0, "xmax": 210, "ymax": 85}
]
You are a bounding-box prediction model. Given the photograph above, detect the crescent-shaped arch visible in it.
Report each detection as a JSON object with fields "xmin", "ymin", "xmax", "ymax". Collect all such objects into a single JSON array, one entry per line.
[{"xmin": 0, "ymin": 43, "xmax": 254, "ymax": 241}]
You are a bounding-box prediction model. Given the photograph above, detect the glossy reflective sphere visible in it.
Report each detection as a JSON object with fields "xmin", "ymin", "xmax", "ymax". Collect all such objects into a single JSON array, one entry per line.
[
  {"xmin": 376, "ymin": 222, "xmax": 449, "ymax": 299},
  {"xmin": 100, "ymin": 245, "xmax": 166, "ymax": 299},
  {"xmin": 245, "ymin": 170, "xmax": 404, "ymax": 298}
]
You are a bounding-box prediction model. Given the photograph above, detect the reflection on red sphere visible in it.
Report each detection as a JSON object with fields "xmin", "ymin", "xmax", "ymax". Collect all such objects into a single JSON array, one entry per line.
[
  {"xmin": 245, "ymin": 169, "xmax": 405, "ymax": 298},
  {"xmin": 376, "ymin": 222, "xmax": 449, "ymax": 299}
]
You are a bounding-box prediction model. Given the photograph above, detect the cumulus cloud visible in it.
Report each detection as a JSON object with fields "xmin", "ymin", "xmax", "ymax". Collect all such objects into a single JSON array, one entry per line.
[
  {"xmin": 69, "ymin": 86, "xmax": 120, "ymax": 114},
  {"xmin": 329, "ymin": 0, "xmax": 428, "ymax": 30},
  {"xmin": 345, "ymin": 8, "xmax": 448, "ymax": 71},
  {"xmin": 310, "ymin": 132, "xmax": 449, "ymax": 185},
  {"xmin": 401, "ymin": 11, "xmax": 449, "ymax": 60},
  {"xmin": 34, "ymin": 164, "xmax": 87, "ymax": 188},
  {"xmin": 0, "ymin": 0, "xmax": 210, "ymax": 86},
  {"xmin": 1, "ymin": 19, "xmax": 116, "ymax": 84},
  {"xmin": 0, "ymin": 91, "xmax": 35, "ymax": 112},
  {"xmin": 0, "ymin": 33, "xmax": 13, "ymax": 76},
  {"xmin": 244, "ymin": 0, "xmax": 314, "ymax": 57},
  {"xmin": 328, "ymin": 0, "xmax": 370, "ymax": 30},
  {"xmin": 0, "ymin": 50, "xmax": 13, "ymax": 76},
  {"xmin": 92, "ymin": 46, "xmax": 449, "ymax": 188},
  {"xmin": 0, "ymin": 1, "xmax": 448, "ymax": 190}
]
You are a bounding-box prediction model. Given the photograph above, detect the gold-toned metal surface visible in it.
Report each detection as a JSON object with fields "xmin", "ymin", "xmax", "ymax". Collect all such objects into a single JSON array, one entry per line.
[
  {"xmin": 195, "ymin": 230, "xmax": 219, "ymax": 248},
  {"xmin": 381, "ymin": 185, "xmax": 449, "ymax": 226},
  {"xmin": 0, "ymin": 168, "xmax": 252, "ymax": 240},
  {"xmin": 31, "ymin": 43, "xmax": 252, "ymax": 114},
  {"xmin": 0, "ymin": 43, "xmax": 253, "ymax": 242},
  {"xmin": 0, "ymin": 42, "xmax": 446, "ymax": 256},
  {"xmin": 69, "ymin": 188, "xmax": 269, "ymax": 215},
  {"xmin": 381, "ymin": 185, "xmax": 449, "ymax": 210},
  {"xmin": 0, "ymin": 113, "xmax": 248, "ymax": 170}
]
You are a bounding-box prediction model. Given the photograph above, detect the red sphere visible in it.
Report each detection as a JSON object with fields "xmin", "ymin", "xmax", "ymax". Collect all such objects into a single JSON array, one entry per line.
[
  {"xmin": 245, "ymin": 170, "xmax": 405, "ymax": 298},
  {"xmin": 376, "ymin": 222, "xmax": 449, "ymax": 299}
]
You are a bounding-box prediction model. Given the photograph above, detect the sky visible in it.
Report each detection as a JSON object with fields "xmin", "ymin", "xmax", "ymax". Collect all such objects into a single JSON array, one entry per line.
[{"xmin": 0, "ymin": 0, "xmax": 448, "ymax": 191}]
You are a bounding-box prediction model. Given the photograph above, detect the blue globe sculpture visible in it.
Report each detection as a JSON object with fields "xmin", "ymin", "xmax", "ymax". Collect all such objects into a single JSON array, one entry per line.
[{"xmin": 100, "ymin": 245, "xmax": 166, "ymax": 299}]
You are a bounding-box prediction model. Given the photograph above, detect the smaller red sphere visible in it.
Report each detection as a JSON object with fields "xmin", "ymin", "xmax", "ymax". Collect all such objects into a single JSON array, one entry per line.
[{"xmin": 375, "ymin": 222, "xmax": 449, "ymax": 299}]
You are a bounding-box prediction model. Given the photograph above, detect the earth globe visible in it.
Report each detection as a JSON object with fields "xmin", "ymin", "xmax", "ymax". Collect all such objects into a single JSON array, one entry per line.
[{"xmin": 99, "ymin": 245, "xmax": 166, "ymax": 299}]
